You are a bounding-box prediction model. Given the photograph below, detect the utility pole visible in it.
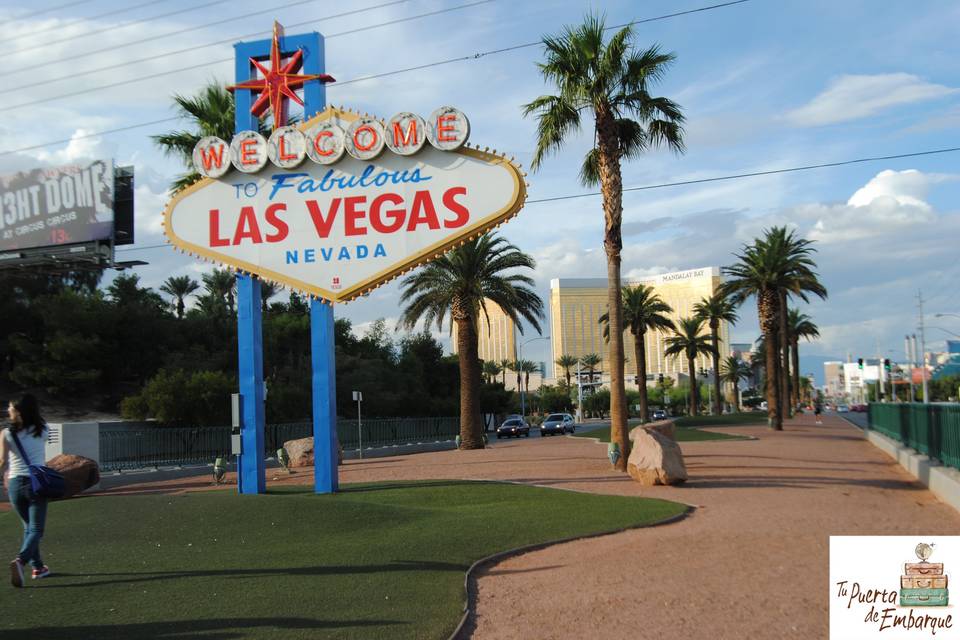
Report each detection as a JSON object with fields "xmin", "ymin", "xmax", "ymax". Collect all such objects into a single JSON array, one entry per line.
[
  {"xmin": 905, "ymin": 335, "xmax": 915, "ymax": 403},
  {"xmin": 575, "ymin": 358, "xmax": 583, "ymax": 423},
  {"xmin": 918, "ymin": 290, "xmax": 930, "ymax": 404}
]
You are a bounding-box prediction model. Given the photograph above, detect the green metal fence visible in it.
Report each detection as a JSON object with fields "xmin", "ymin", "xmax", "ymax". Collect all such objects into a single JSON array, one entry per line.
[
  {"xmin": 868, "ymin": 403, "xmax": 960, "ymax": 470},
  {"xmin": 100, "ymin": 417, "xmax": 460, "ymax": 471}
]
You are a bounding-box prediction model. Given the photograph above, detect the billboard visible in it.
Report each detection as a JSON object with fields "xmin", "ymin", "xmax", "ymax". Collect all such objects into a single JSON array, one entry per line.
[
  {"xmin": 0, "ymin": 159, "xmax": 115, "ymax": 252},
  {"xmin": 164, "ymin": 106, "xmax": 526, "ymax": 303}
]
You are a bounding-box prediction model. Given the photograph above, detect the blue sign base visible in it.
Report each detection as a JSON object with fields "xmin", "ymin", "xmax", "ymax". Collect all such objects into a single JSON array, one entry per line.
[{"xmin": 234, "ymin": 28, "xmax": 334, "ymax": 495}]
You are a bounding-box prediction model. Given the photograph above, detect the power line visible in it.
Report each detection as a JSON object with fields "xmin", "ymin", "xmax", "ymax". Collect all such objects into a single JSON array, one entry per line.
[
  {"xmin": 525, "ymin": 147, "xmax": 960, "ymax": 204},
  {"xmin": 1, "ymin": 0, "xmax": 742, "ymax": 112},
  {"xmin": 115, "ymin": 145, "xmax": 960, "ymax": 253},
  {"xmin": 10, "ymin": 0, "xmax": 415, "ymax": 93},
  {"xmin": 8, "ymin": 0, "xmax": 175, "ymax": 45},
  {"xmin": 2, "ymin": 0, "xmax": 325, "ymax": 77},
  {"xmin": 4, "ymin": 0, "xmax": 96, "ymax": 24},
  {"xmin": 10, "ymin": 0, "xmax": 231, "ymax": 55},
  {"xmin": 9, "ymin": 0, "xmax": 748, "ymax": 92},
  {"xmin": 0, "ymin": 0, "xmax": 488, "ymax": 111}
]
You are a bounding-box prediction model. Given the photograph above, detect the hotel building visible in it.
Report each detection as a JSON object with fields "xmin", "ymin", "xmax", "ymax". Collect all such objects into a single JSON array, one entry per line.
[{"xmin": 549, "ymin": 267, "xmax": 729, "ymax": 384}]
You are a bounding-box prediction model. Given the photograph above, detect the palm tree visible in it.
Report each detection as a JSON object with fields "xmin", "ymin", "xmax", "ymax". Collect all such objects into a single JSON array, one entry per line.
[
  {"xmin": 555, "ymin": 354, "xmax": 579, "ymax": 387},
  {"xmin": 524, "ymin": 14, "xmax": 684, "ymax": 470},
  {"xmin": 721, "ymin": 227, "xmax": 826, "ymax": 430},
  {"xmin": 260, "ymin": 281, "xmax": 281, "ymax": 314},
  {"xmin": 202, "ymin": 268, "xmax": 237, "ymax": 315},
  {"xmin": 693, "ymin": 292, "xmax": 738, "ymax": 416},
  {"xmin": 499, "ymin": 359, "xmax": 512, "ymax": 386},
  {"xmin": 398, "ymin": 234, "xmax": 543, "ymax": 449},
  {"xmin": 720, "ymin": 356, "xmax": 751, "ymax": 411},
  {"xmin": 518, "ymin": 359, "xmax": 539, "ymax": 398},
  {"xmin": 482, "ymin": 360, "xmax": 502, "ymax": 384},
  {"xmin": 599, "ymin": 284, "xmax": 674, "ymax": 422},
  {"xmin": 152, "ymin": 82, "xmax": 237, "ymax": 193},
  {"xmin": 580, "ymin": 353, "xmax": 602, "ymax": 386},
  {"xmin": 664, "ymin": 317, "xmax": 716, "ymax": 417},
  {"xmin": 159, "ymin": 275, "xmax": 199, "ymax": 319},
  {"xmin": 788, "ymin": 309, "xmax": 820, "ymax": 409}
]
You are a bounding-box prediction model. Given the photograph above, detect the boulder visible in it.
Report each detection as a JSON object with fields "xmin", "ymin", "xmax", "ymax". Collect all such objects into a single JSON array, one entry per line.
[
  {"xmin": 626, "ymin": 427, "xmax": 687, "ymax": 486},
  {"xmin": 46, "ymin": 454, "xmax": 100, "ymax": 497},
  {"xmin": 643, "ymin": 419, "xmax": 675, "ymax": 441},
  {"xmin": 283, "ymin": 437, "xmax": 344, "ymax": 468}
]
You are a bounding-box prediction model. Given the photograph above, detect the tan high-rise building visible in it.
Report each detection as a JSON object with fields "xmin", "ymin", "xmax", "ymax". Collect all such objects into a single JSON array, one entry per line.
[
  {"xmin": 451, "ymin": 300, "xmax": 518, "ymax": 365},
  {"xmin": 549, "ymin": 267, "xmax": 729, "ymax": 384}
]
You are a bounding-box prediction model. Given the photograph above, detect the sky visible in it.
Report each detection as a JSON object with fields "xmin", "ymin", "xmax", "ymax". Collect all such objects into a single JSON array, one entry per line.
[{"xmin": 1, "ymin": 0, "xmax": 959, "ymax": 381}]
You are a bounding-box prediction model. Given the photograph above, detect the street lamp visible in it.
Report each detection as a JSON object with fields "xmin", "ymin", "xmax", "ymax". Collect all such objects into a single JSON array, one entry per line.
[
  {"xmin": 929, "ymin": 326, "xmax": 960, "ymax": 339},
  {"xmin": 935, "ymin": 313, "xmax": 960, "ymax": 320},
  {"xmin": 517, "ymin": 335, "xmax": 550, "ymax": 419}
]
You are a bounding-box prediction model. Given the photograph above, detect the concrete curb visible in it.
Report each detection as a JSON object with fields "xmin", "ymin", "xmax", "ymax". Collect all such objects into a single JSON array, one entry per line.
[
  {"xmin": 865, "ymin": 429, "xmax": 960, "ymax": 514},
  {"xmin": 447, "ymin": 506, "xmax": 694, "ymax": 640}
]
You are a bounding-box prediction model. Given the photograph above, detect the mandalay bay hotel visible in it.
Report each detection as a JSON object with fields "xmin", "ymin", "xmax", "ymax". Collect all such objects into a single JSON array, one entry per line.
[{"xmin": 460, "ymin": 267, "xmax": 731, "ymax": 390}]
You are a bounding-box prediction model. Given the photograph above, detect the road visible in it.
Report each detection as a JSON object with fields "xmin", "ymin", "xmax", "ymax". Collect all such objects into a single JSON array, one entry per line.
[{"xmin": 837, "ymin": 410, "xmax": 868, "ymax": 429}]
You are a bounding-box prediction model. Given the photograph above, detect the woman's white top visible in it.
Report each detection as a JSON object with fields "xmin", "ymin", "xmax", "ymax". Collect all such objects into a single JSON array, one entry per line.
[{"xmin": 4, "ymin": 427, "xmax": 48, "ymax": 478}]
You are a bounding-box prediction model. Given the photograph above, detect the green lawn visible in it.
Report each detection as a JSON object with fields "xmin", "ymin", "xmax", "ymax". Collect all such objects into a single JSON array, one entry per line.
[
  {"xmin": 0, "ymin": 481, "xmax": 686, "ymax": 639},
  {"xmin": 574, "ymin": 425, "xmax": 750, "ymax": 443},
  {"xmin": 673, "ymin": 412, "xmax": 767, "ymax": 428}
]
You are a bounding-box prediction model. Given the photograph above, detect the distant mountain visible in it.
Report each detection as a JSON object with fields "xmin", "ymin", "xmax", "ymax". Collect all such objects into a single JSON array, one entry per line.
[{"xmin": 799, "ymin": 354, "xmax": 844, "ymax": 387}]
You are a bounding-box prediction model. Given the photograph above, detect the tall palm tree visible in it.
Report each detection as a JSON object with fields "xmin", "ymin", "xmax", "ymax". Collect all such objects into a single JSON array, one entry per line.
[
  {"xmin": 482, "ymin": 360, "xmax": 502, "ymax": 384},
  {"xmin": 152, "ymin": 83, "xmax": 237, "ymax": 193},
  {"xmin": 664, "ymin": 317, "xmax": 716, "ymax": 417},
  {"xmin": 580, "ymin": 353, "xmax": 602, "ymax": 386},
  {"xmin": 399, "ymin": 234, "xmax": 543, "ymax": 449},
  {"xmin": 518, "ymin": 359, "xmax": 539, "ymax": 398},
  {"xmin": 788, "ymin": 309, "xmax": 820, "ymax": 409},
  {"xmin": 599, "ymin": 284, "xmax": 674, "ymax": 422},
  {"xmin": 159, "ymin": 275, "xmax": 199, "ymax": 319},
  {"xmin": 499, "ymin": 359, "xmax": 512, "ymax": 386},
  {"xmin": 721, "ymin": 227, "xmax": 826, "ymax": 430},
  {"xmin": 524, "ymin": 14, "xmax": 684, "ymax": 470},
  {"xmin": 693, "ymin": 292, "xmax": 739, "ymax": 416},
  {"xmin": 202, "ymin": 268, "xmax": 237, "ymax": 315},
  {"xmin": 555, "ymin": 354, "xmax": 578, "ymax": 387},
  {"xmin": 260, "ymin": 281, "xmax": 281, "ymax": 314},
  {"xmin": 720, "ymin": 356, "xmax": 751, "ymax": 411}
]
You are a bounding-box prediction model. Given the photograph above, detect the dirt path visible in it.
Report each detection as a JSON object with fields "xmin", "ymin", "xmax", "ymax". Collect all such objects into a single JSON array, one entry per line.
[{"xmin": 91, "ymin": 414, "xmax": 960, "ymax": 638}]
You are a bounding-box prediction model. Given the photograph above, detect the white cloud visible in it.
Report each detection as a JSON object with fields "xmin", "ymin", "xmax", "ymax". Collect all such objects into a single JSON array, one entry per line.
[{"xmin": 785, "ymin": 73, "xmax": 957, "ymax": 127}]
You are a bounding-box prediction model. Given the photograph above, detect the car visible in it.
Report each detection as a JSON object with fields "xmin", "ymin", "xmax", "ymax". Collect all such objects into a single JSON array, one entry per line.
[
  {"xmin": 651, "ymin": 409, "xmax": 668, "ymax": 420},
  {"xmin": 836, "ymin": 405, "xmax": 849, "ymax": 413},
  {"xmin": 496, "ymin": 418, "xmax": 530, "ymax": 438},
  {"xmin": 540, "ymin": 413, "xmax": 575, "ymax": 436},
  {"xmin": 851, "ymin": 404, "xmax": 868, "ymax": 413}
]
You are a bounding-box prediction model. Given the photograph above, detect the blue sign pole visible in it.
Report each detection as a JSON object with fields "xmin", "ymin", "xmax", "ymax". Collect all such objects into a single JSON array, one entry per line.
[{"xmin": 232, "ymin": 29, "xmax": 331, "ymax": 494}]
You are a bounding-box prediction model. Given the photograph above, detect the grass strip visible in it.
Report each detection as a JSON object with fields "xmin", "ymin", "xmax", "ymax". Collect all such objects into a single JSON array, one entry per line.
[{"xmin": 0, "ymin": 480, "xmax": 685, "ymax": 639}]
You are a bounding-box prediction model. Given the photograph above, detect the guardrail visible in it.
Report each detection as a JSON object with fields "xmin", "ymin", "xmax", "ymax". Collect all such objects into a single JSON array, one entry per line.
[
  {"xmin": 99, "ymin": 417, "xmax": 460, "ymax": 471},
  {"xmin": 868, "ymin": 403, "xmax": 960, "ymax": 470}
]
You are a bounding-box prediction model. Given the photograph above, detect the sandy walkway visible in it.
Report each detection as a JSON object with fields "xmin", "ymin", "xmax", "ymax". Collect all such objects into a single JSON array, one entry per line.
[{"xmin": 93, "ymin": 414, "xmax": 960, "ymax": 638}]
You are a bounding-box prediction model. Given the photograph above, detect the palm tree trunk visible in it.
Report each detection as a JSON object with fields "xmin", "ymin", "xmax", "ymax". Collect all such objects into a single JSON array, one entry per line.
[
  {"xmin": 634, "ymin": 331, "xmax": 648, "ymax": 422},
  {"xmin": 791, "ymin": 339, "xmax": 801, "ymax": 410},
  {"xmin": 455, "ymin": 316, "xmax": 484, "ymax": 449},
  {"xmin": 779, "ymin": 291, "xmax": 792, "ymax": 418},
  {"xmin": 565, "ymin": 368, "xmax": 571, "ymax": 387},
  {"xmin": 176, "ymin": 298, "xmax": 185, "ymax": 319},
  {"xmin": 687, "ymin": 355, "xmax": 698, "ymax": 416},
  {"xmin": 596, "ymin": 106, "xmax": 629, "ymax": 471},
  {"xmin": 711, "ymin": 320, "xmax": 722, "ymax": 416},
  {"xmin": 758, "ymin": 289, "xmax": 782, "ymax": 430}
]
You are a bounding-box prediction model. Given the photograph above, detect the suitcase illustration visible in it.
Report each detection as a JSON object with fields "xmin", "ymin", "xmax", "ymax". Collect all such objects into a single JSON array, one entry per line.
[
  {"xmin": 901, "ymin": 575, "xmax": 947, "ymax": 589},
  {"xmin": 900, "ymin": 587, "xmax": 949, "ymax": 607},
  {"xmin": 904, "ymin": 562, "xmax": 943, "ymax": 576}
]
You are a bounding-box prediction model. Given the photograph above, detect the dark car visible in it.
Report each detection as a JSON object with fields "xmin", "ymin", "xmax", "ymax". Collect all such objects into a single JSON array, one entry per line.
[
  {"xmin": 651, "ymin": 409, "xmax": 668, "ymax": 420},
  {"xmin": 540, "ymin": 413, "xmax": 575, "ymax": 436},
  {"xmin": 496, "ymin": 418, "xmax": 530, "ymax": 438}
]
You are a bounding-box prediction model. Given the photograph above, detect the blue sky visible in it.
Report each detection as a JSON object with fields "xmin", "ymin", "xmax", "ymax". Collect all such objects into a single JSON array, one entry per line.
[{"xmin": 1, "ymin": 0, "xmax": 959, "ymax": 377}]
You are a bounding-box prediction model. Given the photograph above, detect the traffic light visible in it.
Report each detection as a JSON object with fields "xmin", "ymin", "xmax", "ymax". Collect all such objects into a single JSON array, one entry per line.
[
  {"xmin": 884, "ymin": 358, "xmax": 891, "ymax": 372},
  {"xmin": 858, "ymin": 358, "xmax": 864, "ymax": 370}
]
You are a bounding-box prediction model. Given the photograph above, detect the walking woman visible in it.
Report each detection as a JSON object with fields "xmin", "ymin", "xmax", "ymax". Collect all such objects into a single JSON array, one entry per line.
[{"xmin": 0, "ymin": 394, "xmax": 52, "ymax": 587}]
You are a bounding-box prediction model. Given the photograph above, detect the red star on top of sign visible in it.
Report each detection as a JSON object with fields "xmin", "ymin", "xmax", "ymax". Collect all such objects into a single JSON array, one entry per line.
[{"xmin": 227, "ymin": 21, "xmax": 335, "ymax": 128}]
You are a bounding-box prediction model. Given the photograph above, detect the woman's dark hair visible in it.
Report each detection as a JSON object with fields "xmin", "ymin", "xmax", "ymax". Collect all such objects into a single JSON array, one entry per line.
[{"xmin": 11, "ymin": 394, "xmax": 45, "ymax": 437}]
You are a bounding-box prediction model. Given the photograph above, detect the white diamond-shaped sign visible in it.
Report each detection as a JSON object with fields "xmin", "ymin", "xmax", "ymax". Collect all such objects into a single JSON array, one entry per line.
[{"xmin": 163, "ymin": 106, "xmax": 526, "ymax": 303}]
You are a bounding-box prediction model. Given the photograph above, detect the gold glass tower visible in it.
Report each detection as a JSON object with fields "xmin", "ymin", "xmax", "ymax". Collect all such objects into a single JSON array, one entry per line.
[
  {"xmin": 549, "ymin": 267, "xmax": 729, "ymax": 384},
  {"xmin": 451, "ymin": 300, "xmax": 518, "ymax": 364}
]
